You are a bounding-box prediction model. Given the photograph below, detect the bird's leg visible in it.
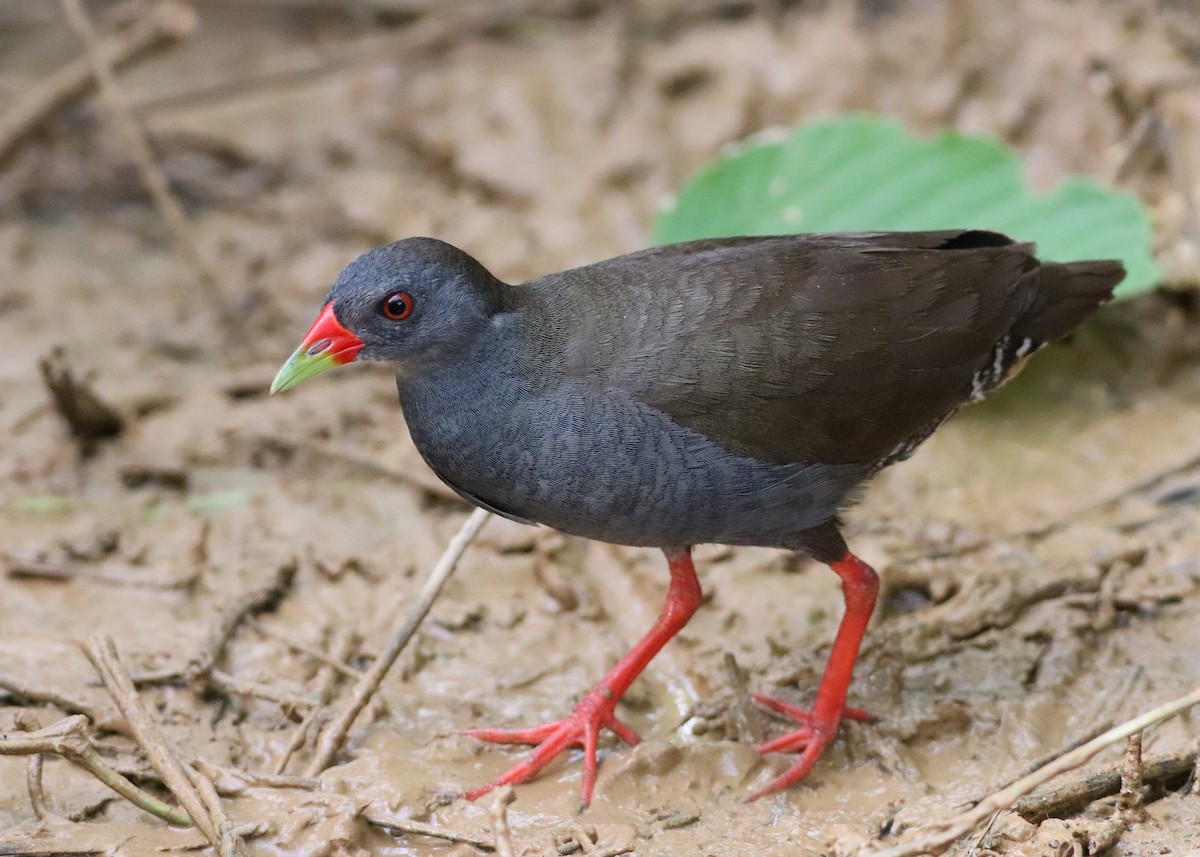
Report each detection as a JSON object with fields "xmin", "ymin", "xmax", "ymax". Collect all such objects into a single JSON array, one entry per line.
[
  {"xmin": 750, "ymin": 549, "xmax": 879, "ymax": 800},
  {"xmin": 464, "ymin": 546, "xmax": 701, "ymax": 808}
]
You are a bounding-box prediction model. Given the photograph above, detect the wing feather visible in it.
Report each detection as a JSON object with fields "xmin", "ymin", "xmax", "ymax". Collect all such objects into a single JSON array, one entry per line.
[{"xmin": 516, "ymin": 232, "xmax": 1047, "ymax": 465}]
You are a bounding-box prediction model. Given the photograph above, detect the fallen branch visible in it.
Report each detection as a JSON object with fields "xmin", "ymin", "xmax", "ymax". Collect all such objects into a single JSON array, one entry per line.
[
  {"xmin": 863, "ymin": 684, "xmax": 1200, "ymax": 857},
  {"xmin": 38, "ymin": 349, "xmax": 124, "ymax": 451},
  {"xmin": 0, "ymin": 838, "xmax": 105, "ymax": 856},
  {"xmin": 0, "ymin": 0, "xmax": 196, "ymax": 165},
  {"xmin": 207, "ymin": 670, "xmax": 314, "ymax": 715},
  {"xmin": 0, "ymin": 715, "xmax": 191, "ymax": 826},
  {"xmin": 14, "ymin": 713, "xmax": 51, "ymax": 821},
  {"xmin": 0, "ymin": 674, "xmax": 126, "ymax": 735},
  {"xmin": 723, "ymin": 652, "xmax": 764, "ymax": 745},
  {"xmin": 185, "ymin": 763, "xmax": 241, "ymax": 857},
  {"xmin": 83, "ymin": 637, "xmax": 222, "ymax": 849},
  {"xmin": 59, "ymin": 0, "xmax": 224, "ymax": 306},
  {"xmin": 362, "ymin": 806, "xmax": 496, "ymax": 851},
  {"xmin": 249, "ymin": 620, "xmax": 363, "ymax": 681},
  {"xmin": 305, "ymin": 508, "xmax": 490, "ymax": 776},
  {"xmin": 488, "ymin": 786, "xmax": 517, "ymax": 857},
  {"xmin": 136, "ymin": 560, "xmax": 297, "ymax": 684},
  {"xmin": 1013, "ymin": 747, "xmax": 1197, "ymax": 820},
  {"xmin": 272, "ymin": 629, "xmax": 360, "ymax": 775},
  {"xmin": 5, "ymin": 554, "xmax": 195, "ymax": 589}
]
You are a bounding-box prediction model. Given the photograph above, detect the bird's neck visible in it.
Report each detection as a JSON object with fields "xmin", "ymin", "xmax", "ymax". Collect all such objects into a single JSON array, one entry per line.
[{"xmin": 394, "ymin": 312, "xmax": 531, "ymax": 457}]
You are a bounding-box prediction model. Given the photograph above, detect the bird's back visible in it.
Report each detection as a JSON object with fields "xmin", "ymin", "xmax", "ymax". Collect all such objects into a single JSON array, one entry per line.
[{"xmin": 516, "ymin": 231, "xmax": 1122, "ymax": 467}]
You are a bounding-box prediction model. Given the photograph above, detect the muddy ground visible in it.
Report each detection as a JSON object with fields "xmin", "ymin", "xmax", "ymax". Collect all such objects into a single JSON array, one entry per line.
[{"xmin": 3, "ymin": 1, "xmax": 1200, "ymax": 855}]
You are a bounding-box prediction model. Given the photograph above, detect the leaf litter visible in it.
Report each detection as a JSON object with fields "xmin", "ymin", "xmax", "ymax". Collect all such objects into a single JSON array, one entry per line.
[{"xmin": 2, "ymin": 1, "xmax": 1200, "ymax": 855}]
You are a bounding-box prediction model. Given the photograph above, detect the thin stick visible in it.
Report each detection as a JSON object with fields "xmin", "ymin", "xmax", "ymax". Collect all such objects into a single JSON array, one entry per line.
[
  {"xmin": 362, "ymin": 807, "xmax": 496, "ymax": 851},
  {"xmin": 0, "ymin": 839, "xmax": 106, "ymax": 856},
  {"xmin": 136, "ymin": 561, "xmax": 297, "ymax": 684},
  {"xmin": 14, "ymin": 713, "xmax": 50, "ymax": 821},
  {"xmin": 866, "ymin": 684, "xmax": 1200, "ymax": 857},
  {"xmin": 26, "ymin": 753, "xmax": 48, "ymax": 821},
  {"xmin": 84, "ymin": 637, "xmax": 218, "ymax": 844},
  {"xmin": 723, "ymin": 652, "xmax": 764, "ymax": 744},
  {"xmin": 1119, "ymin": 732, "xmax": 1144, "ymax": 814},
  {"xmin": 193, "ymin": 761, "xmax": 318, "ymax": 793},
  {"xmin": 184, "ymin": 763, "xmax": 241, "ymax": 857},
  {"xmin": 4, "ymin": 555, "xmax": 195, "ymax": 589},
  {"xmin": 250, "ymin": 619, "xmax": 363, "ymax": 681},
  {"xmin": 273, "ymin": 629, "xmax": 360, "ymax": 775},
  {"xmin": 305, "ymin": 508, "xmax": 490, "ymax": 776},
  {"xmin": 0, "ymin": 1, "xmax": 196, "ymax": 165},
  {"xmin": 488, "ymin": 786, "xmax": 517, "ymax": 857},
  {"xmin": 1013, "ymin": 748, "xmax": 1196, "ymax": 818},
  {"xmin": 0, "ymin": 715, "xmax": 192, "ymax": 826},
  {"xmin": 0, "ymin": 674, "xmax": 127, "ymax": 735},
  {"xmin": 200, "ymin": 670, "xmax": 313, "ymax": 714},
  {"xmin": 59, "ymin": 0, "xmax": 224, "ymax": 305}
]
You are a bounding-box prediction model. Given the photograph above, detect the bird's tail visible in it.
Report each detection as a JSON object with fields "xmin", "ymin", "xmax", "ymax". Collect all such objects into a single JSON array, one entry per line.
[{"xmin": 1016, "ymin": 259, "xmax": 1126, "ymax": 343}]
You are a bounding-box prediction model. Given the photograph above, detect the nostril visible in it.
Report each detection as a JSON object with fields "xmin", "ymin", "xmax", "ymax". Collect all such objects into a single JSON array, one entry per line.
[{"xmin": 306, "ymin": 338, "xmax": 332, "ymax": 356}]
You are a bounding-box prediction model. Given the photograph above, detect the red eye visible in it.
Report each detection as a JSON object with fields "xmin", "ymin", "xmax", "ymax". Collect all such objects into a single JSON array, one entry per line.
[{"xmin": 381, "ymin": 291, "xmax": 414, "ymax": 320}]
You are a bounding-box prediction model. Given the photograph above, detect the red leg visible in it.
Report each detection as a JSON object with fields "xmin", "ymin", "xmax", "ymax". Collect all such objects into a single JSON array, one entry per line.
[
  {"xmin": 750, "ymin": 550, "xmax": 879, "ymax": 800},
  {"xmin": 464, "ymin": 546, "xmax": 702, "ymax": 808}
]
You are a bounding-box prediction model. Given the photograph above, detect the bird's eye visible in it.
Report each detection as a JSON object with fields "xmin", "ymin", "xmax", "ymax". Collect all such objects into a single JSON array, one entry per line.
[{"xmin": 381, "ymin": 291, "xmax": 414, "ymax": 321}]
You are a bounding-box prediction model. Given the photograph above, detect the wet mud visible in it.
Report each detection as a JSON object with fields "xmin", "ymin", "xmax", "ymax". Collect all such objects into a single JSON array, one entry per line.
[{"xmin": 2, "ymin": 2, "xmax": 1200, "ymax": 855}]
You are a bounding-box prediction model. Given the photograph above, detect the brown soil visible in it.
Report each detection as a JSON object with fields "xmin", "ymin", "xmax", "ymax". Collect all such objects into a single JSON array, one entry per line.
[{"xmin": 3, "ymin": 2, "xmax": 1200, "ymax": 856}]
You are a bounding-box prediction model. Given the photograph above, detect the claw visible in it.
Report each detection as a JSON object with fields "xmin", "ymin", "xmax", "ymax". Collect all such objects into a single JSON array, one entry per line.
[
  {"xmin": 749, "ymin": 693, "xmax": 873, "ymax": 800},
  {"xmin": 463, "ymin": 686, "xmax": 641, "ymax": 807},
  {"xmin": 461, "ymin": 548, "xmax": 702, "ymax": 806}
]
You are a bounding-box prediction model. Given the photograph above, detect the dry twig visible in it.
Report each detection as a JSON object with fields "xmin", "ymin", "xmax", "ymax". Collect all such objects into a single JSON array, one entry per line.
[
  {"xmin": 0, "ymin": 674, "xmax": 125, "ymax": 735},
  {"xmin": 723, "ymin": 652, "xmax": 764, "ymax": 744},
  {"xmin": 0, "ymin": 0, "xmax": 196, "ymax": 165},
  {"xmin": 38, "ymin": 350, "xmax": 124, "ymax": 450},
  {"xmin": 191, "ymin": 760, "xmax": 318, "ymax": 794},
  {"xmin": 0, "ymin": 715, "xmax": 191, "ymax": 826},
  {"xmin": 136, "ymin": 560, "xmax": 297, "ymax": 684},
  {"xmin": 5, "ymin": 554, "xmax": 196, "ymax": 589},
  {"xmin": 305, "ymin": 508, "xmax": 490, "ymax": 775},
  {"xmin": 14, "ymin": 713, "xmax": 51, "ymax": 822},
  {"xmin": 864, "ymin": 684, "xmax": 1200, "ymax": 857},
  {"xmin": 207, "ymin": 669, "xmax": 314, "ymax": 714},
  {"xmin": 1012, "ymin": 748, "xmax": 1196, "ymax": 820},
  {"xmin": 362, "ymin": 806, "xmax": 497, "ymax": 851},
  {"xmin": 184, "ymin": 763, "xmax": 241, "ymax": 857},
  {"xmin": 84, "ymin": 637, "xmax": 222, "ymax": 847},
  {"xmin": 250, "ymin": 619, "xmax": 363, "ymax": 681},
  {"xmin": 59, "ymin": 0, "xmax": 223, "ymax": 304},
  {"xmin": 0, "ymin": 836, "xmax": 107, "ymax": 856},
  {"xmin": 273, "ymin": 629, "xmax": 361, "ymax": 775},
  {"xmin": 489, "ymin": 786, "xmax": 517, "ymax": 857},
  {"xmin": 1118, "ymin": 731, "xmax": 1145, "ymax": 816}
]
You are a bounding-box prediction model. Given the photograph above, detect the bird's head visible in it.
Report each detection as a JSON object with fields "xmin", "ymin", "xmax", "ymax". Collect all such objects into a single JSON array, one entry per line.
[{"xmin": 271, "ymin": 238, "xmax": 505, "ymax": 394}]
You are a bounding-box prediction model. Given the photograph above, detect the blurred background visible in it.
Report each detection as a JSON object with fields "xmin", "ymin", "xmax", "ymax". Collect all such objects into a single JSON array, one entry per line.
[{"xmin": 2, "ymin": 2, "xmax": 1200, "ymax": 856}]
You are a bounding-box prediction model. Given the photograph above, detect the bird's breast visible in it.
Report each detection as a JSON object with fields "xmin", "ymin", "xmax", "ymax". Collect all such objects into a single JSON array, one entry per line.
[{"xmin": 396, "ymin": 365, "xmax": 859, "ymax": 550}]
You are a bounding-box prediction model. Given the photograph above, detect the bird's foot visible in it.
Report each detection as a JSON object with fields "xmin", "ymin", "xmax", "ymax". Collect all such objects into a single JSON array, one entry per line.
[
  {"xmin": 748, "ymin": 693, "xmax": 871, "ymax": 800},
  {"xmin": 462, "ymin": 685, "xmax": 641, "ymax": 808}
]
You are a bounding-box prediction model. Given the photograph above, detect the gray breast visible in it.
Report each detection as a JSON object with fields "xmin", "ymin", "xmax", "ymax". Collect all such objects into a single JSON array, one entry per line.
[{"xmin": 398, "ymin": 364, "xmax": 862, "ymax": 551}]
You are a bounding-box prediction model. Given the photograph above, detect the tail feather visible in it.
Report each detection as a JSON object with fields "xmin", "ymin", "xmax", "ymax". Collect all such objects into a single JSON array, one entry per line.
[{"xmin": 1016, "ymin": 259, "xmax": 1126, "ymax": 343}]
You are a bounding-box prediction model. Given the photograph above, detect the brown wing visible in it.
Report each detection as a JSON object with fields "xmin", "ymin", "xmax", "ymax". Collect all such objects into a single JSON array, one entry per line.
[{"xmin": 520, "ymin": 231, "xmax": 1047, "ymax": 466}]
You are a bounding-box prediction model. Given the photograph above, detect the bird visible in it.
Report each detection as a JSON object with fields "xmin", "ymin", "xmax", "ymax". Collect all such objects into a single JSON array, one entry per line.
[{"xmin": 271, "ymin": 230, "xmax": 1123, "ymax": 807}]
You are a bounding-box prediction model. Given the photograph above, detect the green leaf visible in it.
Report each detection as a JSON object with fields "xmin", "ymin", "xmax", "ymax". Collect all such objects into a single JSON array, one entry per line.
[{"xmin": 655, "ymin": 115, "xmax": 1158, "ymax": 298}]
